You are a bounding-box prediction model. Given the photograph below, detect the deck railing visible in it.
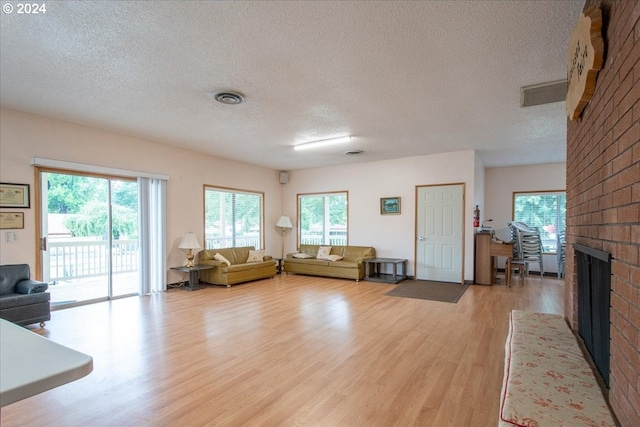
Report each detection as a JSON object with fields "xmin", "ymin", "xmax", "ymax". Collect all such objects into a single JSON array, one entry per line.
[
  {"xmin": 204, "ymin": 235, "xmax": 348, "ymax": 251},
  {"xmin": 299, "ymin": 236, "xmax": 348, "ymax": 246},
  {"xmin": 205, "ymin": 237, "xmax": 261, "ymax": 250},
  {"xmin": 48, "ymin": 239, "xmax": 139, "ymax": 282}
]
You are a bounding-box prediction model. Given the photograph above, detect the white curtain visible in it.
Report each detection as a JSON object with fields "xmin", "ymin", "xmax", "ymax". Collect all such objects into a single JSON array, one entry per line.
[{"xmin": 138, "ymin": 178, "xmax": 167, "ymax": 294}]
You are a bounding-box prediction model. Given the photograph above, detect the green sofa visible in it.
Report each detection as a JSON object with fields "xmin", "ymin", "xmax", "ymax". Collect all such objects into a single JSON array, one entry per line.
[
  {"xmin": 197, "ymin": 246, "xmax": 276, "ymax": 287},
  {"xmin": 283, "ymin": 244, "xmax": 376, "ymax": 281}
]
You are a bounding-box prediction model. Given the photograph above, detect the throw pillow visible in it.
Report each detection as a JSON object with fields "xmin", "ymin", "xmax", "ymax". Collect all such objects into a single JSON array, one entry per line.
[
  {"xmin": 214, "ymin": 253, "xmax": 231, "ymax": 266},
  {"xmin": 326, "ymin": 254, "xmax": 344, "ymax": 262},
  {"xmin": 316, "ymin": 246, "xmax": 332, "ymax": 260},
  {"xmin": 292, "ymin": 252, "xmax": 313, "ymax": 259},
  {"xmin": 247, "ymin": 249, "xmax": 264, "ymax": 262}
]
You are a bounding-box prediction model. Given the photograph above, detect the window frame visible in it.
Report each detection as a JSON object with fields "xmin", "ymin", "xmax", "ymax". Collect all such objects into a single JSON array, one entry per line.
[
  {"xmin": 512, "ymin": 190, "xmax": 566, "ymax": 254},
  {"xmin": 203, "ymin": 185, "xmax": 265, "ymax": 250},
  {"xmin": 297, "ymin": 191, "xmax": 349, "ymax": 247}
]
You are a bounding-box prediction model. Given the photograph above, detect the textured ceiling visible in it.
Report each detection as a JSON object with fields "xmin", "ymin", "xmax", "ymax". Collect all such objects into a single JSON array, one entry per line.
[{"xmin": 0, "ymin": 1, "xmax": 584, "ymax": 170}]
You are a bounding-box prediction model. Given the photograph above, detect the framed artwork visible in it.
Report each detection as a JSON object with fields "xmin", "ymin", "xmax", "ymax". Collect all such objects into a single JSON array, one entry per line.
[
  {"xmin": 0, "ymin": 183, "xmax": 30, "ymax": 208},
  {"xmin": 0, "ymin": 212, "xmax": 24, "ymax": 229},
  {"xmin": 380, "ymin": 197, "xmax": 401, "ymax": 215}
]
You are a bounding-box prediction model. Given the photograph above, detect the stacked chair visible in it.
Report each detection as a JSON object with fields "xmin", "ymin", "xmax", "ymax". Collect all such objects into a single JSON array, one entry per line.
[
  {"xmin": 556, "ymin": 230, "xmax": 566, "ymax": 279},
  {"xmin": 508, "ymin": 221, "xmax": 544, "ymax": 279}
]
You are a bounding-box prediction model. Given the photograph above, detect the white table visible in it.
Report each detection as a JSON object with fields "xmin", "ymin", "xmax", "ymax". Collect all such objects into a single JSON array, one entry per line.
[{"xmin": 0, "ymin": 319, "xmax": 93, "ymax": 407}]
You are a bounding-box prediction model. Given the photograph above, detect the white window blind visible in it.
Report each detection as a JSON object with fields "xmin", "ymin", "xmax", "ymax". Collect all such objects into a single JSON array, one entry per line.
[
  {"xmin": 513, "ymin": 191, "xmax": 566, "ymax": 253},
  {"xmin": 298, "ymin": 192, "xmax": 348, "ymax": 246},
  {"xmin": 138, "ymin": 178, "xmax": 167, "ymax": 293},
  {"xmin": 204, "ymin": 186, "xmax": 263, "ymax": 249}
]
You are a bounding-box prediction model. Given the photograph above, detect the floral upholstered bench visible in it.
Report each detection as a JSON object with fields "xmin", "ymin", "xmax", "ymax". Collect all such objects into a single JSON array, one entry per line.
[{"xmin": 499, "ymin": 310, "xmax": 616, "ymax": 427}]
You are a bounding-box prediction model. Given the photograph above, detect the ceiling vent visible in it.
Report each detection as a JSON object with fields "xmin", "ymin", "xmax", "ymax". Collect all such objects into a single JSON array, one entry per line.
[
  {"xmin": 520, "ymin": 80, "xmax": 567, "ymax": 107},
  {"xmin": 345, "ymin": 150, "xmax": 364, "ymax": 155},
  {"xmin": 210, "ymin": 90, "xmax": 245, "ymax": 105}
]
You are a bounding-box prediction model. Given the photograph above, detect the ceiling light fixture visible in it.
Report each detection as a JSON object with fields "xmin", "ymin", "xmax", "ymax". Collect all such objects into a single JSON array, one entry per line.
[
  {"xmin": 210, "ymin": 90, "xmax": 245, "ymax": 105},
  {"xmin": 293, "ymin": 135, "xmax": 352, "ymax": 151}
]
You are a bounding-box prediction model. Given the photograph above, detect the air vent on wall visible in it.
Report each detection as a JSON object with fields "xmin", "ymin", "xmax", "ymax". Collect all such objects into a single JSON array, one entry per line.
[{"xmin": 520, "ymin": 80, "xmax": 568, "ymax": 107}]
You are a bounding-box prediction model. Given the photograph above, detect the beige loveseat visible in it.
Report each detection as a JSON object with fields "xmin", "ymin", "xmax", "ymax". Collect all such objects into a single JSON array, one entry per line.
[
  {"xmin": 283, "ymin": 244, "xmax": 376, "ymax": 281},
  {"xmin": 198, "ymin": 246, "xmax": 276, "ymax": 287}
]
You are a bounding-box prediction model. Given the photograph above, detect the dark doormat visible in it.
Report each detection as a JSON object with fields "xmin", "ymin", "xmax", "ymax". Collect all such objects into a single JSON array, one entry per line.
[{"xmin": 385, "ymin": 280, "xmax": 469, "ymax": 303}]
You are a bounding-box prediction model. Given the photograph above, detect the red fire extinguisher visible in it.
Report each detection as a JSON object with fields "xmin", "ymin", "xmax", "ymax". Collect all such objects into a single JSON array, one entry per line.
[{"xmin": 473, "ymin": 205, "xmax": 480, "ymax": 228}]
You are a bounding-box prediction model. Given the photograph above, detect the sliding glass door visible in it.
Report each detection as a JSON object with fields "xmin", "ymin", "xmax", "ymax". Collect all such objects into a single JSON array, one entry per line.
[{"xmin": 38, "ymin": 170, "xmax": 139, "ymax": 307}]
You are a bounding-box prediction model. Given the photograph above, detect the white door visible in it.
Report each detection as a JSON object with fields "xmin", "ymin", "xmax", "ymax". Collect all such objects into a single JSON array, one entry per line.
[{"xmin": 416, "ymin": 184, "xmax": 464, "ymax": 282}]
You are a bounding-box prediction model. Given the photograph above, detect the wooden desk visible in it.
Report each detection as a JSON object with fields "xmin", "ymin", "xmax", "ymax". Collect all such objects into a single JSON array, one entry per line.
[
  {"xmin": 0, "ymin": 319, "xmax": 93, "ymax": 407},
  {"xmin": 474, "ymin": 232, "xmax": 514, "ymax": 285},
  {"xmin": 491, "ymin": 239, "xmax": 514, "ymax": 286}
]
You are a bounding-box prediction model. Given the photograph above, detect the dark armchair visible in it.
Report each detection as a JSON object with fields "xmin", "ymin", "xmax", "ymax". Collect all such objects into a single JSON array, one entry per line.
[{"xmin": 0, "ymin": 264, "xmax": 50, "ymax": 328}]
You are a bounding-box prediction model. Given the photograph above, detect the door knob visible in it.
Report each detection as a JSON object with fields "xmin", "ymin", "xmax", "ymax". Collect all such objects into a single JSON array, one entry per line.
[{"xmin": 418, "ymin": 236, "xmax": 426, "ymax": 241}]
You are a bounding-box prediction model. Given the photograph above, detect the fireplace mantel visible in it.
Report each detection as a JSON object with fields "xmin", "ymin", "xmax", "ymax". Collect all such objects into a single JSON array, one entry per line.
[{"xmin": 573, "ymin": 243, "xmax": 612, "ymax": 262}]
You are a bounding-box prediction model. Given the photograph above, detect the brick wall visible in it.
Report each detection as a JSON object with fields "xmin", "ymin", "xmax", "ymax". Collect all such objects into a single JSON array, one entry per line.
[{"xmin": 565, "ymin": 1, "xmax": 640, "ymax": 426}]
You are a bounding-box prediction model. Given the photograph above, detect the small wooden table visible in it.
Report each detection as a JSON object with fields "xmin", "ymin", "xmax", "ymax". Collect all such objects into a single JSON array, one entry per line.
[
  {"xmin": 273, "ymin": 258, "xmax": 283, "ymax": 274},
  {"xmin": 364, "ymin": 258, "xmax": 408, "ymax": 284},
  {"xmin": 170, "ymin": 265, "xmax": 214, "ymax": 291}
]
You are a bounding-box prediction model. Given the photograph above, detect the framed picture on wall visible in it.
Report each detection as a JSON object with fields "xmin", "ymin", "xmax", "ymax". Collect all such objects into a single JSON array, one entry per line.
[
  {"xmin": 380, "ymin": 197, "xmax": 401, "ymax": 215},
  {"xmin": 0, "ymin": 212, "xmax": 24, "ymax": 229},
  {"xmin": 0, "ymin": 183, "xmax": 30, "ymax": 208}
]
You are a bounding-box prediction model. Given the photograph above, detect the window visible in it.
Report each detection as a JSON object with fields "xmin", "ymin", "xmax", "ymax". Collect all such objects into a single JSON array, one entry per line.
[
  {"xmin": 513, "ymin": 191, "xmax": 566, "ymax": 253},
  {"xmin": 204, "ymin": 186, "xmax": 264, "ymax": 249},
  {"xmin": 298, "ymin": 192, "xmax": 348, "ymax": 246}
]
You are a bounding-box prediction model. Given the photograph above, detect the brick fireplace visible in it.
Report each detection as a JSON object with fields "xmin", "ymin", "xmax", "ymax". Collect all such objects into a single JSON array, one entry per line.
[{"xmin": 565, "ymin": 1, "xmax": 640, "ymax": 426}]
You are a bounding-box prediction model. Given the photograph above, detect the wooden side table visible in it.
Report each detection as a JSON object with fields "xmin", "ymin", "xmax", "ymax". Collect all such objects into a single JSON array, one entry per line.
[
  {"xmin": 273, "ymin": 258, "xmax": 283, "ymax": 274},
  {"xmin": 170, "ymin": 265, "xmax": 214, "ymax": 291},
  {"xmin": 364, "ymin": 258, "xmax": 408, "ymax": 284}
]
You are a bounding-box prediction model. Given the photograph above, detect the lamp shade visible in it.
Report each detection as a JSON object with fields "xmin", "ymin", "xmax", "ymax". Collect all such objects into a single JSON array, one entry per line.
[
  {"xmin": 178, "ymin": 232, "xmax": 201, "ymax": 249},
  {"xmin": 276, "ymin": 216, "xmax": 293, "ymax": 229}
]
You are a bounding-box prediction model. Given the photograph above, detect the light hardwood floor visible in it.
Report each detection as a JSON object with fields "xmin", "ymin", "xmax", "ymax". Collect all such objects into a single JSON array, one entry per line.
[{"xmin": 2, "ymin": 274, "xmax": 564, "ymax": 427}]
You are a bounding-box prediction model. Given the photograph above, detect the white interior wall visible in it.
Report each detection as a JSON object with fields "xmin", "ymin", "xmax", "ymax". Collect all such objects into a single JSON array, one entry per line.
[
  {"xmin": 0, "ymin": 108, "xmax": 284, "ymax": 284},
  {"xmin": 485, "ymin": 163, "xmax": 566, "ymax": 274},
  {"xmin": 282, "ymin": 150, "xmax": 478, "ymax": 281},
  {"xmin": 1, "ymin": 107, "xmax": 564, "ymax": 285},
  {"xmin": 474, "ymin": 152, "xmax": 486, "ymax": 225}
]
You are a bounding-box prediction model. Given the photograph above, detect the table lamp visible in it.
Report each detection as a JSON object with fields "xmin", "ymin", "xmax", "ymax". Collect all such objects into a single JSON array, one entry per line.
[
  {"xmin": 276, "ymin": 216, "xmax": 293, "ymax": 259},
  {"xmin": 178, "ymin": 232, "xmax": 201, "ymax": 268}
]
